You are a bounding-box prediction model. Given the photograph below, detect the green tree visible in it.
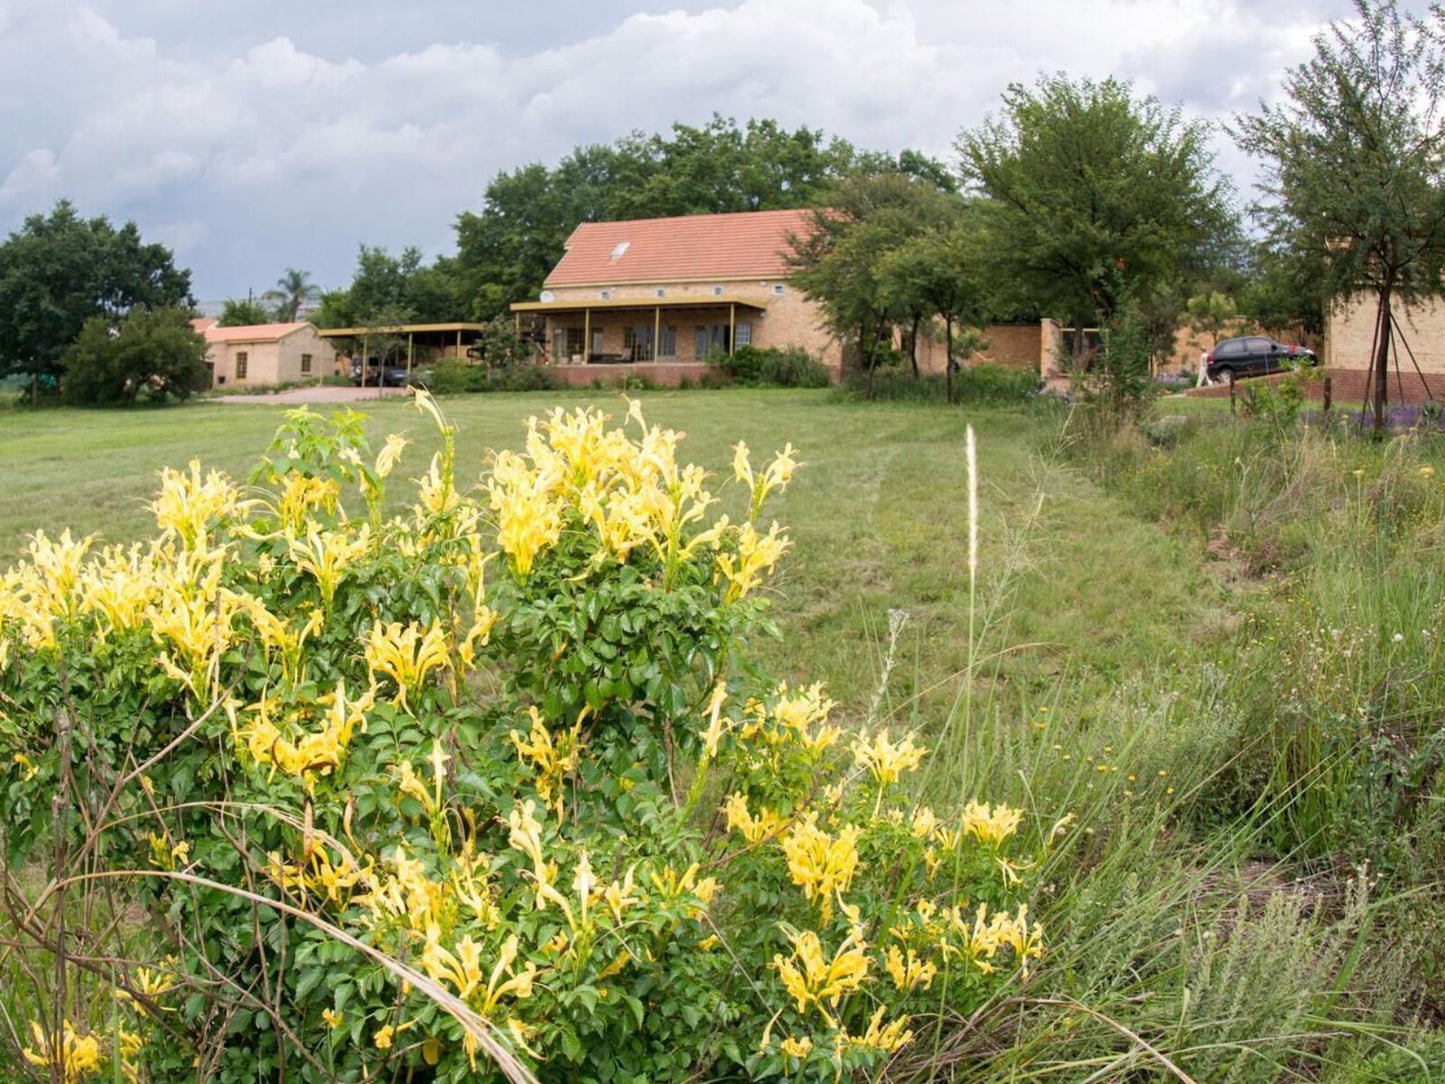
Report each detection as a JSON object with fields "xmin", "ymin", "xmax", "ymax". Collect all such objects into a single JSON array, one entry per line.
[
  {"xmin": 1185, "ymin": 290, "xmax": 1238, "ymax": 359},
  {"xmin": 311, "ymin": 246, "xmax": 460, "ymax": 334},
  {"xmin": 879, "ymin": 213, "xmax": 991, "ymax": 402},
  {"xmin": 1233, "ymin": 0, "xmax": 1445, "ymax": 429},
  {"xmin": 60, "ymin": 306, "xmax": 208, "ymax": 405},
  {"xmin": 0, "ymin": 200, "xmax": 192, "ymax": 399},
  {"xmin": 958, "ymin": 75, "xmax": 1234, "ymax": 368},
  {"xmin": 263, "ymin": 267, "xmax": 320, "ymax": 322},
  {"xmin": 217, "ymin": 296, "xmax": 275, "ymax": 327},
  {"xmin": 788, "ymin": 173, "xmax": 959, "ymax": 396}
]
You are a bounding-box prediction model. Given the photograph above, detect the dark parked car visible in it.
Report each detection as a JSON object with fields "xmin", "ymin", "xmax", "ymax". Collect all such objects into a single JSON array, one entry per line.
[
  {"xmin": 1205, "ymin": 336, "xmax": 1316, "ymax": 385},
  {"xmin": 349, "ymin": 358, "xmax": 411, "ymax": 387}
]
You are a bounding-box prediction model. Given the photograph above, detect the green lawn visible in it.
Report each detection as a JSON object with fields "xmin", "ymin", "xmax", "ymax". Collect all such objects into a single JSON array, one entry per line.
[{"xmin": 0, "ymin": 391, "xmax": 1220, "ymax": 724}]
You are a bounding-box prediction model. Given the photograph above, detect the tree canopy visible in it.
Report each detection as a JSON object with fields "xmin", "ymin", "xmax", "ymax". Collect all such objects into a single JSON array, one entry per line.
[
  {"xmin": 957, "ymin": 75, "xmax": 1234, "ymax": 349},
  {"xmin": 0, "ymin": 200, "xmax": 192, "ymax": 387},
  {"xmin": 310, "ymin": 246, "xmax": 460, "ymax": 329},
  {"xmin": 1234, "ymin": 0, "xmax": 1445, "ymax": 427},
  {"xmin": 60, "ymin": 306, "xmax": 208, "ymax": 405},
  {"xmin": 217, "ymin": 297, "xmax": 275, "ymax": 327},
  {"xmin": 264, "ymin": 268, "xmax": 320, "ymax": 322}
]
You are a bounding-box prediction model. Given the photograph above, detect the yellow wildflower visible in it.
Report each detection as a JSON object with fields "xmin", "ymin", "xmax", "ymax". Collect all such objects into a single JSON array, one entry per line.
[
  {"xmin": 509, "ymin": 707, "xmax": 582, "ymax": 819},
  {"xmin": 851, "ymin": 728, "xmax": 927, "ymax": 787},
  {"xmin": 848, "ymin": 1006, "xmax": 914, "ymax": 1054},
  {"xmin": 723, "ymin": 793, "xmax": 785, "ymax": 844},
  {"xmin": 321, "ymin": 1008, "xmax": 345, "ymax": 1030},
  {"xmin": 716, "ymin": 521, "xmax": 790, "ymax": 603},
  {"xmin": 962, "ymin": 800, "xmax": 1022, "ymax": 848},
  {"xmin": 780, "ymin": 814, "xmax": 861, "ymax": 922},
  {"xmin": 365, "ymin": 620, "xmax": 450, "ymax": 710},
  {"xmin": 883, "ymin": 944, "xmax": 937, "ymax": 993},
  {"xmin": 22, "ymin": 1020, "xmax": 101, "ymax": 1082},
  {"xmin": 772, "ymin": 928, "xmax": 869, "ymax": 1023}
]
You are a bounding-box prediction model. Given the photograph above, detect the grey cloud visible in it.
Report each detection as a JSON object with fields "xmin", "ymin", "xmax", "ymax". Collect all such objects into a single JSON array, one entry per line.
[{"xmin": 0, "ymin": 0, "xmax": 1363, "ymax": 298}]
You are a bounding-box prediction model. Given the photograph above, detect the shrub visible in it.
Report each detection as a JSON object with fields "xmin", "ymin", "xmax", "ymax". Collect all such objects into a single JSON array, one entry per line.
[
  {"xmin": 431, "ymin": 359, "xmax": 558, "ymax": 394},
  {"xmin": 843, "ymin": 364, "xmax": 1038, "ymax": 404},
  {"xmin": 0, "ymin": 396, "xmax": 1048, "ymax": 1082},
  {"xmin": 708, "ymin": 346, "xmax": 832, "ymax": 388}
]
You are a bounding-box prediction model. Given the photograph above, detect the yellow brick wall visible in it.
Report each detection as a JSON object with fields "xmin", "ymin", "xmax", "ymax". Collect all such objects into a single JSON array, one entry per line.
[{"xmin": 1326, "ymin": 293, "xmax": 1445, "ymax": 374}]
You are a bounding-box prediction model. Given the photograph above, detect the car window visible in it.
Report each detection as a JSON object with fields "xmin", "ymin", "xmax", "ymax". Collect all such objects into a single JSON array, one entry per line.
[
  {"xmin": 1215, "ymin": 340, "xmax": 1243, "ymax": 359},
  {"xmin": 1248, "ymin": 337, "xmax": 1274, "ymax": 353}
]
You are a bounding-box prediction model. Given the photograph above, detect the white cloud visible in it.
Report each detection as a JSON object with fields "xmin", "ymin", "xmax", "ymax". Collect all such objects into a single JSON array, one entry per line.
[{"xmin": 0, "ymin": 0, "xmax": 1362, "ymax": 296}]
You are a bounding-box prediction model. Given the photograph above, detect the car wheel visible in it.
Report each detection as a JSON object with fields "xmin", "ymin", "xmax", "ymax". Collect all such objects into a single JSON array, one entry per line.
[{"xmin": 1216, "ymin": 367, "xmax": 1236, "ymax": 387}]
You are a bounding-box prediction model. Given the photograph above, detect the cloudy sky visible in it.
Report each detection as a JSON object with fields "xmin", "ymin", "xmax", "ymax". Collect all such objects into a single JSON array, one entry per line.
[{"xmin": 0, "ymin": 0, "xmax": 1368, "ymax": 300}]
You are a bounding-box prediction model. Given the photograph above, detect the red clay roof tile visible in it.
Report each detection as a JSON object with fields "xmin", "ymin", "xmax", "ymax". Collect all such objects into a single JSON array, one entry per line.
[
  {"xmin": 202, "ymin": 322, "xmax": 312, "ymax": 344},
  {"xmin": 544, "ymin": 209, "xmax": 814, "ymax": 288}
]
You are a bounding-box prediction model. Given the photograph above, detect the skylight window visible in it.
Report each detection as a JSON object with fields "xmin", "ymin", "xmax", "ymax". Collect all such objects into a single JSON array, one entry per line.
[{"xmin": 610, "ymin": 241, "xmax": 631, "ymax": 260}]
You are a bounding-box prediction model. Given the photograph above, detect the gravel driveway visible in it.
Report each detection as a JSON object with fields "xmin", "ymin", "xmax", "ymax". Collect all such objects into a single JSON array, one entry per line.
[{"xmin": 211, "ymin": 385, "xmax": 412, "ymax": 405}]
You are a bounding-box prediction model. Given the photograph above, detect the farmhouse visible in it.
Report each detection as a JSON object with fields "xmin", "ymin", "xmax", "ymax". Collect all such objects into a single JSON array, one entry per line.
[
  {"xmin": 193, "ymin": 319, "xmax": 336, "ymax": 388},
  {"xmin": 510, "ymin": 209, "xmax": 837, "ymax": 385}
]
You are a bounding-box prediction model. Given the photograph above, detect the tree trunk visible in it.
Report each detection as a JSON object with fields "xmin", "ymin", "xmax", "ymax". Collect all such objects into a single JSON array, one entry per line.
[
  {"xmin": 1071, "ymin": 322, "xmax": 1086, "ymax": 374},
  {"xmin": 908, "ymin": 313, "xmax": 921, "ymax": 379},
  {"xmin": 1371, "ymin": 282, "xmax": 1393, "ymax": 435},
  {"xmin": 944, "ymin": 316, "xmax": 954, "ymax": 405},
  {"xmin": 31, "ymin": 372, "xmax": 38, "ymax": 407}
]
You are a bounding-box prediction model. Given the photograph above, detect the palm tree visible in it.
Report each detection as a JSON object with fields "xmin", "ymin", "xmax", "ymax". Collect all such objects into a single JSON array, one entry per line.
[{"xmin": 264, "ymin": 268, "xmax": 320, "ymax": 322}]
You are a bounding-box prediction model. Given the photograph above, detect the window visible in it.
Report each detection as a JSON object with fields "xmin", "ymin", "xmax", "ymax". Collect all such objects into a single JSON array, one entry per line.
[
  {"xmin": 772, "ymin": 284, "xmax": 785, "ymax": 296},
  {"xmin": 600, "ymin": 290, "xmax": 612, "ymax": 300},
  {"xmin": 695, "ymin": 323, "xmax": 730, "ymax": 358},
  {"xmin": 567, "ymin": 327, "xmax": 586, "ymax": 358},
  {"xmin": 300, "ymin": 353, "xmax": 312, "ymax": 374},
  {"xmin": 712, "ymin": 286, "xmax": 724, "ymax": 297},
  {"xmin": 735, "ymin": 322, "xmax": 752, "ymax": 348},
  {"xmin": 659, "ymin": 326, "xmax": 677, "ymax": 358},
  {"xmin": 235, "ymin": 351, "xmax": 248, "ymax": 380},
  {"xmin": 655, "ymin": 288, "xmax": 666, "ymax": 298},
  {"xmin": 623, "ymin": 325, "xmax": 655, "ymax": 361}
]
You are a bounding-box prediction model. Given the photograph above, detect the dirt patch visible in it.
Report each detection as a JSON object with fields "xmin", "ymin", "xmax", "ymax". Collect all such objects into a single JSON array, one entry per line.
[{"xmin": 210, "ymin": 386, "xmax": 412, "ymax": 405}]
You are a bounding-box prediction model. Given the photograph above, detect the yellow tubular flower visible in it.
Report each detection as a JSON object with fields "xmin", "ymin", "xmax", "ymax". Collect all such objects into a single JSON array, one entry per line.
[
  {"xmin": 848, "ymin": 1006, "xmax": 914, "ymax": 1054},
  {"xmin": 509, "ymin": 707, "xmax": 582, "ymax": 819},
  {"xmin": 287, "ymin": 522, "xmax": 371, "ymax": 609},
  {"xmin": 22, "ymin": 1020, "xmax": 101, "ymax": 1083},
  {"xmin": 883, "ymin": 945, "xmax": 938, "ymax": 993},
  {"xmin": 851, "ymin": 728, "xmax": 927, "ymax": 787},
  {"xmin": 780, "ymin": 815, "xmax": 861, "ymax": 922},
  {"xmin": 715, "ymin": 521, "xmax": 790, "ymax": 603},
  {"xmin": 375, "ymin": 433, "xmax": 410, "ymax": 478},
  {"xmin": 274, "ymin": 475, "xmax": 340, "ymax": 534},
  {"xmin": 723, "ymin": 793, "xmax": 785, "ymax": 844},
  {"xmin": 365, "ymin": 620, "xmax": 450, "ymax": 710},
  {"xmin": 151, "ymin": 459, "xmax": 248, "ymax": 548},
  {"xmin": 962, "ymin": 800, "xmax": 1023, "ymax": 848},
  {"xmin": 772, "ymin": 928, "xmax": 869, "ymax": 1023},
  {"xmin": 486, "ymin": 450, "xmax": 563, "ymax": 577}
]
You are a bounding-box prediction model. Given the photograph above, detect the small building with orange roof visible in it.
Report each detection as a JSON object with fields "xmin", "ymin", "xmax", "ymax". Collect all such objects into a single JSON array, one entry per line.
[{"xmin": 198, "ymin": 321, "xmax": 336, "ymax": 388}]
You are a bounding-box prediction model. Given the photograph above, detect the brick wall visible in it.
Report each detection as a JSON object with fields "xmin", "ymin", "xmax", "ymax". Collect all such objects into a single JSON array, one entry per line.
[{"xmin": 547, "ymin": 362, "xmax": 720, "ymax": 388}]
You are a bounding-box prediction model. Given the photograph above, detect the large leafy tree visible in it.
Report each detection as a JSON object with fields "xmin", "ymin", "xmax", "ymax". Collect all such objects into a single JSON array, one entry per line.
[
  {"xmin": 788, "ymin": 172, "xmax": 961, "ymax": 394},
  {"xmin": 311, "ymin": 245, "xmax": 459, "ymax": 329},
  {"xmin": 60, "ymin": 306, "xmax": 208, "ymax": 405},
  {"xmin": 879, "ymin": 214, "xmax": 991, "ymax": 403},
  {"xmin": 217, "ymin": 297, "xmax": 275, "ymax": 327},
  {"xmin": 957, "ymin": 75, "xmax": 1234, "ymax": 367},
  {"xmin": 1234, "ymin": 0, "xmax": 1445, "ymax": 428},
  {"xmin": 263, "ymin": 267, "xmax": 320, "ymax": 322},
  {"xmin": 0, "ymin": 200, "xmax": 192, "ymax": 395}
]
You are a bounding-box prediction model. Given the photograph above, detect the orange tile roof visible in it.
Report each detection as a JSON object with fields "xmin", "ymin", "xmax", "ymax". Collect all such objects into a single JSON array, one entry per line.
[
  {"xmin": 544, "ymin": 209, "xmax": 814, "ymax": 288},
  {"xmin": 202, "ymin": 322, "xmax": 311, "ymax": 344},
  {"xmin": 190, "ymin": 317, "xmax": 218, "ymax": 333}
]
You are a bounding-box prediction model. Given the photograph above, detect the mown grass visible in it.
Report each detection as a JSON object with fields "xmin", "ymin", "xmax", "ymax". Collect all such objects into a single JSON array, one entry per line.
[{"xmin": 3, "ymin": 389, "xmax": 1442, "ymax": 1080}]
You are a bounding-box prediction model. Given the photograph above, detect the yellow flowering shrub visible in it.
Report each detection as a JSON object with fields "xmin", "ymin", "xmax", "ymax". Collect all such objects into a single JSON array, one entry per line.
[{"xmin": 0, "ymin": 396, "xmax": 1047, "ymax": 1083}]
